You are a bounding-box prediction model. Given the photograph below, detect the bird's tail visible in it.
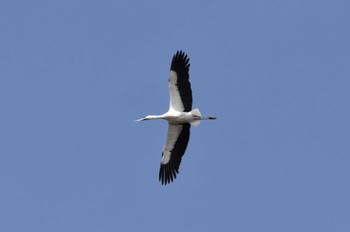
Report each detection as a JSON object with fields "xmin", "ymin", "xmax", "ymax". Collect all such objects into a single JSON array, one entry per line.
[{"xmin": 190, "ymin": 108, "xmax": 202, "ymax": 127}]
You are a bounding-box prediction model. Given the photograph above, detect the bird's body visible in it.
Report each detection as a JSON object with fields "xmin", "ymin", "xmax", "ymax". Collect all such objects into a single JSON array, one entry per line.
[
  {"xmin": 136, "ymin": 51, "xmax": 216, "ymax": 185},
  {"xmin": 136, "ymin": 109, "xmax": 204, "ymax": 124}
]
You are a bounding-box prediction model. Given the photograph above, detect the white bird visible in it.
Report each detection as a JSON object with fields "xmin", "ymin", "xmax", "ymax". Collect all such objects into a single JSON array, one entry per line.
[{"xmin": 136, "ymin": 51, "xmax": 216, "ymax": 185}]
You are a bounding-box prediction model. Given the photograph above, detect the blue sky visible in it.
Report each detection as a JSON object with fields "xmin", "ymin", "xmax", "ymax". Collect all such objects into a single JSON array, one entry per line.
[{"xmin": 1, "ymin": 1, "xmax": 349, "ymax": 231}]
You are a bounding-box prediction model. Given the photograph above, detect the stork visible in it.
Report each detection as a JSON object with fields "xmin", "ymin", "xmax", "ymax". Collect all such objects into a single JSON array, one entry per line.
[{"xmin": 136, "ymin": 51, "xmax": 216, "ymax": 185}]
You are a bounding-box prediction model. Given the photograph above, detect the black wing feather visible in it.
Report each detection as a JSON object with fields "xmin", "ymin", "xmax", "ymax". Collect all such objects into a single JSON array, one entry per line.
[
  {"xmin": 159, "ymin": 123, "xmax": 191, "ymax": 185},
  {"xmin": 170, "ymin": 51, "xmax": 192, "ymax": 112}
]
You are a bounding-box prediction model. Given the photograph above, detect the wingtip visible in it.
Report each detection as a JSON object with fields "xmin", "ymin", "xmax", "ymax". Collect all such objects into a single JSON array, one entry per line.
[{"xmin": 159, "ymin": 164, "xmax": 179, "ymax": 185}]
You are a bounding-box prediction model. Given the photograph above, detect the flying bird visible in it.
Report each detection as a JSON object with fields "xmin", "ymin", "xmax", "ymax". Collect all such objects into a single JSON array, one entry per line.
[{"xmin": 136, "ymin": 51, "xmax": 216, "ymax": 185}]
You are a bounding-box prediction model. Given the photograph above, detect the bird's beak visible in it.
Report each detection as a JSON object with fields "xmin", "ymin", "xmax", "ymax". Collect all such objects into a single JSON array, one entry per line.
[{"xmin": 134, "ymin": 118, "xmax": 146, "ymax": 122}]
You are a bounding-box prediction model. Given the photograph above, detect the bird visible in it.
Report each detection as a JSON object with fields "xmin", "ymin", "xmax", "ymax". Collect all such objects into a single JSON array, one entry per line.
[{"xmin": 135, "ymin": 50, "xmax": 216, "ymax": 185}]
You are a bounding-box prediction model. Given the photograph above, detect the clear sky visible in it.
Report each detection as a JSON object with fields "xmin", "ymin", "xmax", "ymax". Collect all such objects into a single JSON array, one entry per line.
[{"xmin": 1, "ymin": 1, "xmax": 349, "ymax": 231}]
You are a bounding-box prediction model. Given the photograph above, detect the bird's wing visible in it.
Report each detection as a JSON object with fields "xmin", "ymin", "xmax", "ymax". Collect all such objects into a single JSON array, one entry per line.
[
  {"xmin": 168, "ymin": 51, "xmax": 192, "ymax": 112},
  {"xmin": 159, "ymin": 123, "xmax": 191, "ymax": 185}
]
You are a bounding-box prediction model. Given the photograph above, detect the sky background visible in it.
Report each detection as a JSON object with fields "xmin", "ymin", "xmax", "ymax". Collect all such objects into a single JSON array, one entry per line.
[{"xmin": 1, "ymin": 1, "xmax": 350, "ymax": 231}]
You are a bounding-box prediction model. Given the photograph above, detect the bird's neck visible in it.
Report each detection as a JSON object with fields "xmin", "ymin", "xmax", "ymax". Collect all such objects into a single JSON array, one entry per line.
[{"xmin": 146, "ymin": 115, "xmax": 164, "ymax": 120}]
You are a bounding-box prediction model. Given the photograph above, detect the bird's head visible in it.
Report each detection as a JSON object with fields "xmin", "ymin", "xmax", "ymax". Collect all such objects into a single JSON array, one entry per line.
[
  {"xmin": 135, "ymin": 115, "xmax": 163, "ymax": 122},
  {"xmin": 134, "ymin": 115, "xmax": 153, "ymax": 122}
]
